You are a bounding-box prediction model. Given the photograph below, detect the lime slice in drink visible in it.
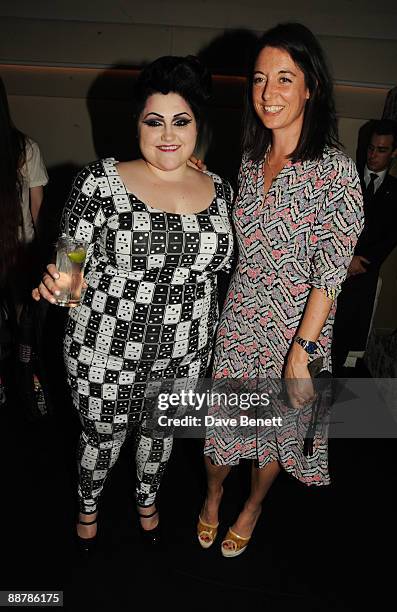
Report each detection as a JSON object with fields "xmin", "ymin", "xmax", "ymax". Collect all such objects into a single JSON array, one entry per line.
[{"xmin": 67, "ymin": 247, "xmax": 87, "ymax": 264}]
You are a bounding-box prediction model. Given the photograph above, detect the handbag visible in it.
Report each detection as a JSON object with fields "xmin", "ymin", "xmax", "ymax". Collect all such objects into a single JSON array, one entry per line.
[{"xmin": 303, "ymin": 357, "xmax": 332, "ymax": 456}]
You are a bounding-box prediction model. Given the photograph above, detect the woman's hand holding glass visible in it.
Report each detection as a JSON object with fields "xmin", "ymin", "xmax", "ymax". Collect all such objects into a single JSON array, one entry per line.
[{"xmin": 32, "ymin": 264, "xmax": 68, "ymax": 304}]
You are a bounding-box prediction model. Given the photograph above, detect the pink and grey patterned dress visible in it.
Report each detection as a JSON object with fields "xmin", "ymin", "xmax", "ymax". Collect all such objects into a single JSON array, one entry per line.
[{"xmin": 204, "ymin": 147, "xmax": 364, "ymax": 485}]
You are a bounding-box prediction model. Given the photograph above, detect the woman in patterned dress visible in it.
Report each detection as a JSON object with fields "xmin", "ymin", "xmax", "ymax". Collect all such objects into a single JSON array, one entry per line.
[
  {"xmin": 33, "ymin": 56, "xmax": 233, "ymax": 550},
  {"xmin": 198, "ymin": 23, "xmax": 364, "ymax": 557}
]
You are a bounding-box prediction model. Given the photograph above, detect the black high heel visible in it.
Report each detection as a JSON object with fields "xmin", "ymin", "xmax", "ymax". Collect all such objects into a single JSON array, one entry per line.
[
  {"xmin": 76, "ymin": 516, "xmax": 98, "ymax": 553},
  {"xmin": 137, "ymin": 508, "xmax": 161, "ymax": 547}
]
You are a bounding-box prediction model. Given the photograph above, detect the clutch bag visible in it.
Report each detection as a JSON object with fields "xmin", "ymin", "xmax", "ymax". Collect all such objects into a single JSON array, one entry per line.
[{"xmin": 304, "ymin": 357, "xmax": 332, "ymax": 456}]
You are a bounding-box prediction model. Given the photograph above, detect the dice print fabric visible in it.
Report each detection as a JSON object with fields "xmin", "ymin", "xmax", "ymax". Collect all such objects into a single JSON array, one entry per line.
[{"xmin": 61, "ymin": 158, "xmax": 234, "ymax": 428}]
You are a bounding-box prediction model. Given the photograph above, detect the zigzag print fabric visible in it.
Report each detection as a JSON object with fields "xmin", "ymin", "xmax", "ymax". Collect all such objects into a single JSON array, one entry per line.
[{"xmin": 204, "ymin": 147, "xmax": 364, "ymax": 485}]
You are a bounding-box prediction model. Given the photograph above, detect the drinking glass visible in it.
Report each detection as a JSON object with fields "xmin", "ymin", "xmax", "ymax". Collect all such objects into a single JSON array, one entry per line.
[{"xmin": 54, "ymin": 235, "xmax": 88, "ymax": 307}]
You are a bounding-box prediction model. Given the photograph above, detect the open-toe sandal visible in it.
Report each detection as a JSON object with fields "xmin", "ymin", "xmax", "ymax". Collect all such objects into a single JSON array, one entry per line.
[
  {"xmin": 197, "ymin": 515, "xmax": 219, "ymax": 549},
  {"xmin": 221, "ymin": 527, "xmax": 251, "ymax": 558}
]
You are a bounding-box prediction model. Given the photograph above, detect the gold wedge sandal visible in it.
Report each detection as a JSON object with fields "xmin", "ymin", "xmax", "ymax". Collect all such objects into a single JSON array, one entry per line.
[
  {"xmin": 221, "ymin": 527, "xmax": 251, "ymax": 558},
  {"xmin": 197, "ymin": 515, "xmax": 219, "ymax": 549}
]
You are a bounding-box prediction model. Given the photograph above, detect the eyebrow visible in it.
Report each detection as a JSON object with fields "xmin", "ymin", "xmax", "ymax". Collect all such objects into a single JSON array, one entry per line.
[
  {"xmin": 253, "ymin": 69, "xmax": 297, "ymax": 76},
  {"xmin": 369, "ymin": 144, "xmax": 391, "ymax": 149},
  {"xmin": 142, "ymin": 111, "xmax": 192, "ymax": 119}
]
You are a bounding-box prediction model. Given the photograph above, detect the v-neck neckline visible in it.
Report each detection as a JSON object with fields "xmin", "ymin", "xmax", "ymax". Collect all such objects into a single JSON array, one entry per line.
[{"xmin": 260, "ymin": 156, "xmax": 292, "ymax": 200}]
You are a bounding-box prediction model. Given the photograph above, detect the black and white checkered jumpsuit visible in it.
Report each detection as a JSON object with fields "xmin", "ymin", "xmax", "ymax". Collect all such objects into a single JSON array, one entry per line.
[{"xmin": 62, "ymin": 159, "xmax": 234, "ymax": 514}]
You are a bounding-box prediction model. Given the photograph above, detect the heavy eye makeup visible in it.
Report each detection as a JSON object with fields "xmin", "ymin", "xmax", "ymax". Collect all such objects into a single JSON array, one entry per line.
[
  {"xmin": 141, "ymin": 112, "xmax": 193, "ymax": 128},
  {"xmin": 173, "ymin": 118, "xmax": 193, "ymax": 127},
  {"xmin": 142, "ymin": 119, "xmax": 162, "ymax": 127}
]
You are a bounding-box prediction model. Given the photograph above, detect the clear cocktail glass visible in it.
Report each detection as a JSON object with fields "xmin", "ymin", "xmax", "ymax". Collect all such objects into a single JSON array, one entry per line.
[{"xmin": 54, "ymin": 235, "xmax": 88, "ymax": 307}]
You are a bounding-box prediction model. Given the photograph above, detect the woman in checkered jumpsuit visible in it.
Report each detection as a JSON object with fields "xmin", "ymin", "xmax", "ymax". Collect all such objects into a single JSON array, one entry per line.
[{"xmin": 34, "ymin": 56, "xmax": 233, "ymax": 546}]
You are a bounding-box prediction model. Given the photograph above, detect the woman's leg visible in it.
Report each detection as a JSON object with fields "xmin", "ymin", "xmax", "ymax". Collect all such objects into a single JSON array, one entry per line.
[
  {"xmin": 223, "ymin": 460, "xmax": 280, "ymax": 548},
  {"xmin": 200, "ymin": 456, "xmax": 232, "ymax": 525},
  {"xmin": 134, "ymin": 422, "xmax": 173, "ymax": 530},
  {"xmin": 76, "ymin": 414, "xmax": 128, "ymax": 539}
]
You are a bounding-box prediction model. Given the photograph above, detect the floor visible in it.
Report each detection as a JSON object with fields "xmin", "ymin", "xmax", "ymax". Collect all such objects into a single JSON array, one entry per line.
[{"xmin": 1, "ymin": 353, "xmax": 394, "ymax": 611}]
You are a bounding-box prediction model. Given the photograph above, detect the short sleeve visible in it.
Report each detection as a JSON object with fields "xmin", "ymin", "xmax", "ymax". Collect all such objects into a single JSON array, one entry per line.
[
  {"xmin": 309, "ymin": 154, "xmax": 364, "ymax": 300},
  {"xmin": 60, "ymin": 165, "xmax": 106, "ymax": 246},
  {"xmin": 25, "ymin": 139, "xmax": 48, "ymax": 188}
]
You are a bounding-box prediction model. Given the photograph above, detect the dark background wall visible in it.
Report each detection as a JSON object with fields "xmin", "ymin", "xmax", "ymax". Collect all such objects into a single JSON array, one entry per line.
[{"xmin": 0, "ymin": 0, "xmax": 396, "ymax": 328}]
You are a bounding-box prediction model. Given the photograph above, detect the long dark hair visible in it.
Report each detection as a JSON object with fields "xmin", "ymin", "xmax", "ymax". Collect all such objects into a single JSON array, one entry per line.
[
  {"xmin": 0, "ymin": 77, "xmax": 26, "ymax": 281},
  {"xmin": 242, "ymin": 22, "xmax": 340, "ymax": 163}
]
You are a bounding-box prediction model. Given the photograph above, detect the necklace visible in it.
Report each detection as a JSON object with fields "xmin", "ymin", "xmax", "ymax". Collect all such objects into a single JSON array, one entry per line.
[
  {"xmin": 265, "ymin": 148, "xmax": 287, "ymax": 181},
  {"xmin": 260, "ymin": 148, "xmax": 286, "ymax": 209},
  {"xmin": 266, "ymin": 150, "xmax": 276, "ymax": 181}
]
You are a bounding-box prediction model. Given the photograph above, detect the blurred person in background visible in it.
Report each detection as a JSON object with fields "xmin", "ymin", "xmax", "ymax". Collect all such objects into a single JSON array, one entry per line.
[
  {"xmin": 333, "ymin": 119, "xmax": 397, "ymax": 371},
  {"xmin": 0, "ymin": 76, "xmax": 48, "ymax": 414}
]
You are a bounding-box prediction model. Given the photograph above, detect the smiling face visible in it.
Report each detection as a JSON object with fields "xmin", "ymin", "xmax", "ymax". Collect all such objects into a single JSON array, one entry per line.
[
  {"xmin": 252, "ymin": 46, "xmax": 310, "ymax": 139},
  {"xmin": 138, "ymin": 92, "xmax": 198, "ymax": 172}
]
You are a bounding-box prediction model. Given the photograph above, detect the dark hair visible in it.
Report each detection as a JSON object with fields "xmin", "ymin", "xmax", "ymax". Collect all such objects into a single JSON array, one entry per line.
[
  {"xmin": 369, "ymin": 119, "xmax": 397, "ymax": 149},
  {"xmin": 0, "ymin": 77, "xmax": 25, "ymax": 282},
  {"xmin": 133, "ymin": 55, "xmax": 212, "ymax": 125},
  {"xmin": 242, "ymin": 22, "xmax": 340, "ymax": 163}
]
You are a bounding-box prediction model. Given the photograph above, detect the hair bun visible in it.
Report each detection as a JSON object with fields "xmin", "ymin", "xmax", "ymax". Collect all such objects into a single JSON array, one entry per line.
[
  {"xmin": 183, "ymin": 55, "xmax": 212, "ymax": 101},
  {"xmin": 133, "ymin": 54, "xmax": 212, "ymax": 122}
]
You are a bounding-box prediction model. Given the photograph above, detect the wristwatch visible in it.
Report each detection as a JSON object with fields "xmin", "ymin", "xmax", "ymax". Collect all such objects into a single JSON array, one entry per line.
[{"xmin": 294, "ymin": 336, "xmax": 318, "ymax": 355}]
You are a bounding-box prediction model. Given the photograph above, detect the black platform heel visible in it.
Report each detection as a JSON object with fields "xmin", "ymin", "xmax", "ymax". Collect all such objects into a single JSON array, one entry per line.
[
  {"xmin": 137, "ymin": 508, "xmax": 161, "ymax": 547},
  {"xmin": 76, "ymin": 516, "xmax": 98, "ymax": 553}
]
